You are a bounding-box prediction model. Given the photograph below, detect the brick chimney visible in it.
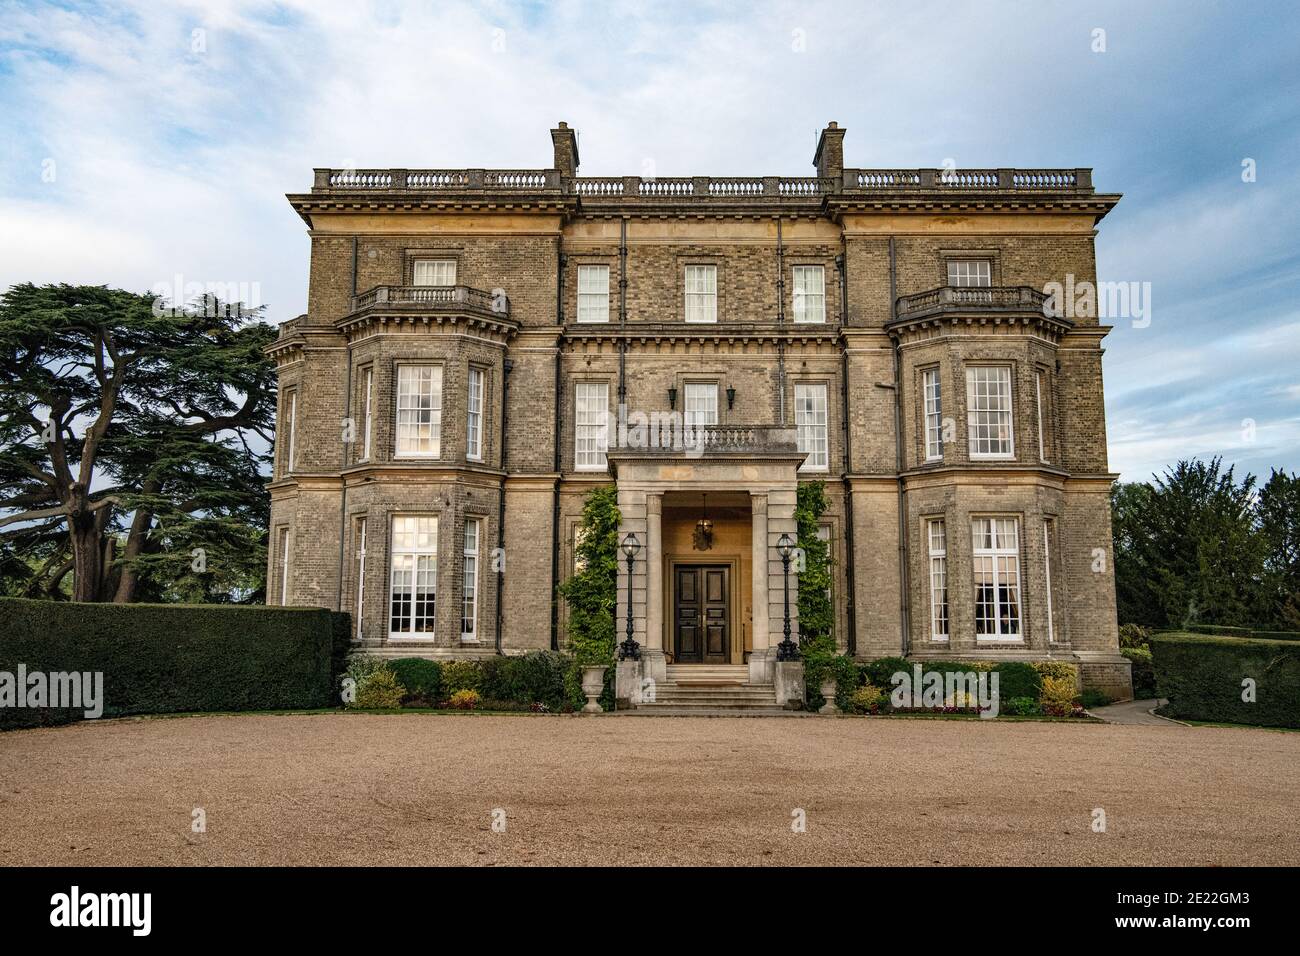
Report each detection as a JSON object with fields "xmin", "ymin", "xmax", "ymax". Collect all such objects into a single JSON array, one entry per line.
[
  {"xmin": 813, "ymin": 122, "xmax": 845, "ymax": 180},
  {"xmin": 551, "ymin": 122, "xmax": 580, "ymax": 178}
]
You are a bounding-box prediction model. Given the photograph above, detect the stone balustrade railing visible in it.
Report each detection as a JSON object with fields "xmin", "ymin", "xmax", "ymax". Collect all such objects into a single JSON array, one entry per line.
[
  {"xmin": 349, "ymin": 285, "xmax": 509, "ymax": 317},
  {"xmin": 894, "ymin": 285, "xmax": 1051, "ymax": 320},
  {"xmin": 311, "ymin": 168, "xmax": 1093, "ymax": 196}
]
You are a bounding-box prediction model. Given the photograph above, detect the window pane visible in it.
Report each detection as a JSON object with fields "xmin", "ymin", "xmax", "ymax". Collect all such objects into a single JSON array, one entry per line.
[
  {"xmin": 684, "ymin": 383, "xmax": 718, "ymax": 433},
  {"xmin": 947, "ymin": 259, "xmax": 991, "ymax": 287},
  {"xmin": 792, "ymin": 265, "xmax": 826, "ymax": 323},
  {"xmin": 685, "ymin": 265, "xmax": 717, "ymax": 323},
  {"xmin": 927, "ymin": 518, "xmax": 948, "ymax": 641},
  {"xmin": 577, "ymin": 265, "xmax": 610, "ymax": 323},
  {"xmin": 390, "ymin": 515, "xmax": 438, "ymax": 637},
  {"xmin": 467, "ymin": 367, "xmax": 484, "ymax": 460},
  {"xmin": 575, "ymin": 383, "xmax": 609, "ymax": 469},
  {"xmin": 413, "ymin": 259, "xmax": 456, "ymax": 286},
  {"xmin": 396, "ymin": 365, "xmax": 442, "ymax": 457},
  {"xmin": 462, "ymin": 518, "xmax": 480, "ymax": 639},
  {"xmin": 971, "ymin": 517, "xmax": 1020, "ymax": 639},
  {"xmin": 923, "ymin": 368, "xmax": 943, "ymax": 460},
  {"xmin": 966, "ymin": 366, "xmax": 1013, "ymax": 457},
  {"xmin": 795, "ymin": 383, "xmax": 828, "ymax": 471}
]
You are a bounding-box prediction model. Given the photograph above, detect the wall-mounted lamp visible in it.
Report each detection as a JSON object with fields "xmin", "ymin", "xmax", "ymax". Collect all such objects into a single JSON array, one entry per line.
[
  {"xmin": 726, "ymin": 385, "xmax": 736, "ymax": 410},
  {"xmin": 667, "ymin": 387, "xmax": 678, "ymax": 410}
]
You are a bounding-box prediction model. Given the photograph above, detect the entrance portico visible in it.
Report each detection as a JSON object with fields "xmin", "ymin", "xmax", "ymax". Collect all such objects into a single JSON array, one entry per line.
[{"xmin": 608, "ymin": 426, "xmax": 804, "ymax": 687}]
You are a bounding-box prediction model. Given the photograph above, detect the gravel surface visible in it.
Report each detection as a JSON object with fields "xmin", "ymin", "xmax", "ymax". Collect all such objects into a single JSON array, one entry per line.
[{"xmin": 1, "ymin": 713, "xmax": 1297, "ymax": 866}]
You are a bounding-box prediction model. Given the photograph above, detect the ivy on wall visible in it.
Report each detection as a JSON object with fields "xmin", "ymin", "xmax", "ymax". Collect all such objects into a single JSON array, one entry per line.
[{"xmin": 557, "ymin": 485, "xmax": 620, "ymax": 666}]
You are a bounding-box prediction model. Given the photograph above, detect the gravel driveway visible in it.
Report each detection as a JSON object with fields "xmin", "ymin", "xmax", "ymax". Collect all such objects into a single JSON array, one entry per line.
[{"xmin": 1, "ymin": 713, "xmax": 1296, "ymax": 866}]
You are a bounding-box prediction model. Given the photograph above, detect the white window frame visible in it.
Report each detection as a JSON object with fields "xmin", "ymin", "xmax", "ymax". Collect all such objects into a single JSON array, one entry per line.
[
  {"xmin": 461, "ymin": 518, "xmax": 481, "ymax": 642},
  {"xmin": 795, "ymin": 383, "xmax": 829, "ymax": 472},
  {"xmin": 413, "ymin": 258, "xmax": 456, "ymax": 287},
  {"xmin": 277, "ymin": 526, "xmax": 291, "ymax": 606},
  {"xmin": 354, "ymin": 517, "xmax": 367, "ymax": 641},
  {"xmin": 922, "ymin": 367, "xmax": 943, "ymax": 461},
  {"xmin": 684, "ymin": 264, "xmax": 717, "ymax": 323},
  {"xmin": 926, "ymin": 518, "xmax": 949, "ymax": 642},
  {"xmin": 360, "ymin": 367, "xmax": 373, "ymax": 461},
  {"xmin": 574, "ymin": 382, "xmax": 609, "ymax": 471},
  {"xmin": 792, "ymin": 265, "xmax": 826, "ymax": 324},
  {"xmin": 466, "ymin": 366, "xmax": 485, "ymax": 462},
  {"xmin": 283, "ymin": 390, "xmax": 297, "ymax": 475},
  {"xmin": 972, "ymin": 516, "xmax": 1022, "ymax": 641},
  {"xmin": 683, "ymin": 382, "xmax": 718, "ymax": 437},
  {"xmin": 1036, "ymin": 369, "xmax": 1048, "ymax": 463},
  {"xmin": 1043, "ymin": 519, "xmax": 1056, "ymax": 644},
  {"xmin": 947, "ymin": 259, "xmax": 991, "ymax": 287},
  {"xmin": 966, "ymin": 365, "xmax": 1014, "ymax": 459},
  {"xmin": 576, "ymin": 264, "xmax": 610, "ymax": 323},
  {"xmin": 389, "ymin": 514, "xmax": 438, "ymax": 639},
  {"xmin": 395, "ymin": 364, "xmax": 443, "ymax": 459}
]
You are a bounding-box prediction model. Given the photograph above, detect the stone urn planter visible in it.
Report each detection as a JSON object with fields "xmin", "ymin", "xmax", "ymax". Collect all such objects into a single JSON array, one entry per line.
[
  {"xmin": 819, "ymin": 678, "xmax": 839, "ymax": 715},
  {"xmin": 581, "ymin": 666, "xmax": 608, "ymax": 714}
]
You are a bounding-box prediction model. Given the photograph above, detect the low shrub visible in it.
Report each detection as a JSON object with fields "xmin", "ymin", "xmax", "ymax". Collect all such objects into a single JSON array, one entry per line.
[
  {"xmin": 859, "ymin": 656, "xmax": 910, "ymax": 689},
  {"xmin": 850, "ymin": 684, "xmax": 887, "ymax": 714},
  {"xmin": 1003, "ymin": 696, "xmax": 1042, "ymax": 717},
  {"xmin": 1032, "ymin": 660, "xmax": 1077, "ymax": 684},
  {"xmin": 353, "ymin": 668, "xmax": 405, "ymax": 709},
  {"xmin": 1039, "ymin": 674, "xmax": 1078, "ymax": 717},
  {"xmin": 1080, "ymin": 689, "xmax": 1113, "ymax": 709},
  {"xmin": 387, "ymin": 658, "xmax": 442, "ymax": 706},
  {"xmin": 448, "ymin": 688, "xmax": 481, "ymax": 710},
  {"xmin": 1183, "ymin": 624, "xmax": 1300, "ymax": 642},
  {"xmin": 1152, "ymin": 633, "xmax": 1300, "ymax": 728},
  {"xmin": 1118, "ymin": 623, "xmax": 1151, "ymax": 648},
  {"xmin": 1122, "ymin": 646, "xmax": 1156, "ymax": 698},
  {"xmin": 487, "ymin": 652, "xmax": 570, "ymax": 710},
  {"xmin": 992, "ymin": 661, "xmax": 1043, "ymax": 701},
  {"xmin": 441, "ymin": 660, "xmax": 482, "ymax": 697}
]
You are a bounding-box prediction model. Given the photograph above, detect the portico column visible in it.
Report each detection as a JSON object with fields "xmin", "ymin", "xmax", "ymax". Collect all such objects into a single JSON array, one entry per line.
[
  {"xmin": 750, "ymin": 493, "xmax": 771, "ymax": 683},
  {"xmin": 646, "ymin": 494, "xmax": 663, "ymax": 652}
]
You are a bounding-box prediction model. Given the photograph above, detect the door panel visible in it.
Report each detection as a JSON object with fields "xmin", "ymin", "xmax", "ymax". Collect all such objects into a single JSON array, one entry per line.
[{"xmin": 674, "ymin": 565, "xmax": 729, "ymax": 664}]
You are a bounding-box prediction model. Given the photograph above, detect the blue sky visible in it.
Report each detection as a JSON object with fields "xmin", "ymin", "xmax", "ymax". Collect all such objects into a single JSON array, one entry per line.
[{"xmin": 1, "ymin": 0, "xmax": 1297, "ymax": 483}]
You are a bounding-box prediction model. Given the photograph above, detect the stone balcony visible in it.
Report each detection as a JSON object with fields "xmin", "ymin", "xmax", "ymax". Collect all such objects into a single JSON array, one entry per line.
[
  {"xmin": 337, "ymin": 285, "xmax": 517, "ymax": 340},
  {"xmin": 347, "ymin": 285, "xmax": 509, "ymax": 319},
  {"xmin": 608, "ymin": 424, "xmax": 803, "ymax": 463},
  {"xmin": 894, "ymin": 286, "xmax": 1052, "ymax": 321}
]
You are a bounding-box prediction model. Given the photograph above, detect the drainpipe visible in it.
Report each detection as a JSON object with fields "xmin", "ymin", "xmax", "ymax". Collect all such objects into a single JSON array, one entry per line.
[
  {"xmin": 836, "ymin": 248, "xmax": 857, "ymax": 656},
  {"xmin": 335, "ymin": 237, "xmax": 360, "ymax": 613},
  {"xmin": 496, "ymin": 357, "xmax": 512, "ymax": 654},
  {"xmin": 776, "ymin": 217, "xmax": 786, "ymax": 422},
  {"xmin": 550, "ymin": 240, "xmax": 566, "ymax": 652},
  {"xmin": 889, "ymin": 237, "xmax": 911, "ymax": 656},
  {"xmin": 618, "ymin": 218, "xmax": 628, "ymax": 402}
]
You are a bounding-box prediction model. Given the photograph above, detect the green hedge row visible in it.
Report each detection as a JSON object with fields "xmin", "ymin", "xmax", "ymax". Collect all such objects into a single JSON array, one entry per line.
[
  {"xmin": 1182, "ymin": 624, "xmax": 1300, "ymax": 642},
  {"xmin": 0, "ymin": 598, "xmax": 348, "ymax": 731},
  {"xmin": 1152, "ymin": 632, "xmax": 1300, "ymax": 728}
]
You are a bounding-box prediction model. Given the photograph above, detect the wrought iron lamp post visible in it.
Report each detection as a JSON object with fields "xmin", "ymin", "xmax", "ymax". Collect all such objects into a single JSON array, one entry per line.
[
  {"xmin": 776, "ymin": 532, "xmax": 799, "ymax": 661},
  {"xmin": 619, "ymin": 532, "xmax": 642, "ymax": 661}
]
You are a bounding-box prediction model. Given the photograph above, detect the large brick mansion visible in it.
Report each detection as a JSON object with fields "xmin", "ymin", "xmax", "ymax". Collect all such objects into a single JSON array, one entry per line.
[{"xmin": 267, "ymin": 122, "xmax": 1132, "ymax": 700}]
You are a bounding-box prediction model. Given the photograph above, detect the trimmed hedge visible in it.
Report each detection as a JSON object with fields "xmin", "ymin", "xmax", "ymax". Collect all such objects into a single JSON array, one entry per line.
[
  {"xmin": 1183, "ymin": 624, "xmax": 1300, "ymax": 642},
  {"xmin": 1, "ymin": 598, "xmax": 345, "ymax": 731},
  {"xmin": 1152, "ymin": 632, "xmax": 1300, "ymax": 728}
]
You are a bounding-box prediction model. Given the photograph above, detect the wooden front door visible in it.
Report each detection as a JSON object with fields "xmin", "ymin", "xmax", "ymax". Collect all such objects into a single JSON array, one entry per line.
[{"xmin": 674, "ymin": 565, "xmax": 730, "ymax": 663}]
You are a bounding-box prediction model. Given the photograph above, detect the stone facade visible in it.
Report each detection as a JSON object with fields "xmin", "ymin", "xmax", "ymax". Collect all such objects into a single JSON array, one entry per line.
[{"xmin": 266, "ymin": 123, "xmax": 1133, "ymax": 699}]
